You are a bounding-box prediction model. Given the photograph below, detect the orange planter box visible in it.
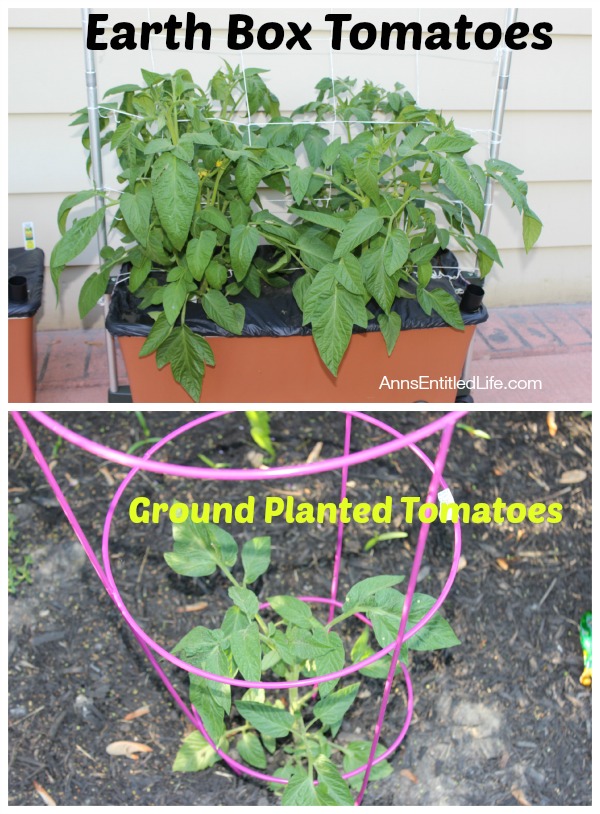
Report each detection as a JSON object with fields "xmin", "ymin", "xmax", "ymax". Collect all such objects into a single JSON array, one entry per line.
[
  {"xmin": 8, "ymin": 317, "xmax": 37, "ymax": 403},
  {"xmin": 118, "ymin": 326, "xmax": 475, "ymax": 403}
]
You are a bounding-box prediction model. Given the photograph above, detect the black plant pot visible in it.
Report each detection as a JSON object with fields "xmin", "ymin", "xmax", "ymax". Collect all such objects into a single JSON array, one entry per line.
[
  {"xmin": 460, "ymin": 283, "xmax": 484, "ymax": 314},
  {"xmin": 9, "ymin": 275, "xmax": 28, "ymax": 304}
]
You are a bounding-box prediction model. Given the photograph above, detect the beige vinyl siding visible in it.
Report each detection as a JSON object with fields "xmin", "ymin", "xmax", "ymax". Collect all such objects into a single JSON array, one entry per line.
[{"xmin": 8, "ymin": 8, "xmax": 591, "ymax": 330}]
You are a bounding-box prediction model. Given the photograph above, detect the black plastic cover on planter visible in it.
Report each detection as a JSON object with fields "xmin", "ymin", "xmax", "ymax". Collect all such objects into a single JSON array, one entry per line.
[
  {"xmin": 106, "ymin": 250, "xmax": 488, "ymax": 339},
  {"xmin": 8, "ymin": 248, "xmax": 45, "ymax": 318}
]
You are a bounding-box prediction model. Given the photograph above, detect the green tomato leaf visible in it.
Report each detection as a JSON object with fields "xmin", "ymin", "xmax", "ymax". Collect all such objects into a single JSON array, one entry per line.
[
  {"xmin": 180, "ymin": 131, "xmax": 220, "ymax": 148},
  {"xmin": 173, "ymin": 730, "xmax": 223, "ymax": 772},
  {"xmin": 494, "ymin": 171, "xmax": 526, "ymax": 213},
  {"xmin": 298, "ymin": 232, "xmax": 336, "ymax": 270},
  {"xmin": 187, "ymin": 231, "xmax": 218, "ymax": 280},
  {"xmin": 311, "ymin": 627, "xmax": 345, "ymax": 697},
  {"xmin": 139, "ymin": 312, "xmax": 173, "ymax": 357},
  {"xmin": 280, "ymin": 767, "xmax": 322, "ymax": 806},
  {"xmin": 523, "ymin": 207, "xmax": 543, "ymax": 253},
  {"xmin": 321, "ymin": 136, "xmax": 342, "ymax": 167},
  {"xmin": 57, "ymin": 189, "xmax": 99, "ymax": 236},
  {"xmin": 313, "ymin": 682, "xmax": 360, "ymax": 729},
  {"xmin": 477, "ymin": 251, "xmax": 494, "ymax": 278},
  {"xmin": 288, "ymin": 166, "xmax": 313, "ymax": 206},
  {"xmin": 50, "ymin": 208, "xmax": 107, "ymax": 292},
  {"xmin": 236, "ymin": 157, "xmax": 263, "ymax": 204},
  {"xmin": 314, "ymin": 755, "xmax": 355, "ymax": 805},
  {"xmin": 290, "ymin": 207, "xmax": 345, "ymax": 232},
  {"xmin": 354, "ymin": 155, "xmax": 381, "ymax": 204},
  {"xmin": 228, "ymin": 586, "xmax": 259, "ymax": 618},
  {"xmin": 230, "ymin": 225, "xmax": 260, "ymax": 281},
  {"xmin": 383, "ymin": 230, "xmax": 410, "ymax": 275},
  {"xmin": 155, "ymin": 325, "xmax": 215, "ymax": 401},
  {"xmin": 303, "ymin": 265, "xmax": 366, "ymax": 376},
  {"xmin": 129, "ymin": 256, "xmax": 152, "ymax": 292},
  {"xmin": 269, "ymin": 595, "xmax": 314, "ymax": 629},
  {"xmin": 78, "ymin": 268, "xmax": 110, "ymax": 318},
  {"xmin": 333, "ymin": 208, "xmax": 384, "ymax": 259},
  {"xmin": 196, "ymin": 205, "xmax": 232, "ymax": 235},
  {"xmin": 334, "ymin": 254, "xmax": 365, "ymax": 295},
  {"xmin": 344, "ymin": 575, "xmax": 405, "ymax": 612},
  {"xmin": 427, "ymin": 132, "xmax": 477, "ymax": 153},
  {"xmin": 472, "ymin": 233, "xmax": 502, "ymax": 266},
  {"xmin": 362, "ymin": 249, "xmax": 397, "ymax": 313},
  {"xmin": 377, "ymin": 311, "xmax": 402, "ymax": 356},
  {"xmin": 165, "ymin": 520, "xmax": 237, "ymax": 577},
  {"xmin": 411, "ymin": 243, "xmax": 440, "ymax": 266},
  {"xmin": 163, "ymin": 276, "xmax": 193, "ymax": 325},
  {"xmin": 173, "ymin": 626, "xmax": 229, "ymax": 673},
  {"xmin": 143, "ymin": 137, "xmax": 173, "ymax": 155},
  {"xmin": 242, "ymin": 536, "xmax": 272, "ymax": 585},
  {"xmin": 237, "ymin": 731, "xmax": 267, "ymax": 769},
  {"xmin": 417, "ymin": 262, "xmax": 433, "ymax": 288},
  {"xmin": 201, "ymin": 289, "xmax": 245, "ymax": 335},
  {"xmin": 151, "ymin": 152, "xmax": 199, "ymax": 251},
  {"xmin": 342, "ymin": 741, "xmax": 394, "ymax": 790},
  {"xmin": 189, "ymin": 675, "xmax": 227, "ymax": 743},
  {"xmin": 234, "ymin": 701, "xmax": 294, "ymax": 739},
  {"xmin": 368, "ymin": 589, "xmax": 461, "ymax": 652},
  {"xmin": 416, "ymin": 286, "xmax": 433, "ymax": 316},
  {"xmin": 229, "ymin": 618, "xmax": 262, "ymax": 682},
  {"xmin": 428, "ymin": 288, "xmax": 465, "ymax": 331},
  {"xmin": 439, "ymin": 157, "xmax": 484, "ymax": 223}
]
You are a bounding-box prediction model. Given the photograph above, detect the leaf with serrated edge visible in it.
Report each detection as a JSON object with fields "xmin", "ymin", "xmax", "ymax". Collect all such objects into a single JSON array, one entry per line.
[
  {"xmin": 151, "ymin": 153, "xmax": 198, "ymax": 250},
  {"xmin": 202, "ymin": 289, "xmax": 244, "ymax": 334},
  {"xmin": 439, "ymin": 157, "xmax": 484, "ymax": 223},
  {"xmin": 333, "ymin": 208, "xmax": 384, "ymax": 259},
  {"xmin": 234, "ymin": 701, "xmax": 294, "ymax": 738},
  {"xmin": 236, "ymin": 158, "xmax": 263, "ymax": 204},
  {"xmin": 428, "ymin": 288, "xmax": 465, "ymax": 331},
  {"xmin": 314, "ymin": 755, "xmax": 355, "ymax": 805},
  {"xmin": 228, "ymin": 586, "xmax": 259, "ymax": 618},
  {"xmin": 269, "ymin": 595, "xmax": 314, "ymax": 629},
  {"xmin": 313, "ymin": 682, "xmax": 360, "ymax": 727}
]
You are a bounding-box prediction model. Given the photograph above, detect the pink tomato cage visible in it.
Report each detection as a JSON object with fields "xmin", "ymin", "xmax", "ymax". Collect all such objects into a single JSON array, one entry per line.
[{"xmin": 12, "ymin": 410, "xmax": 467, "ymax": 805}]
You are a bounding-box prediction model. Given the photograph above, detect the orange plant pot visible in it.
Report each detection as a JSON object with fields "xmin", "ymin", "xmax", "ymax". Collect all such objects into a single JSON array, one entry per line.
[
  {"xmin": 8, "ymin": 317, "xmax": 37, "ymax": 403},
  {"xmin": 117, "ymin": 326, "xmax": 475, "ymax": 403}
]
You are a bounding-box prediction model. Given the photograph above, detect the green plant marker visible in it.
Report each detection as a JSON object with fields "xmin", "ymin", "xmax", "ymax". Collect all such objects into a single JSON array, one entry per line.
[{"xmin": 579, "ymin": 611, "xmax": 592, "ymax": 687}]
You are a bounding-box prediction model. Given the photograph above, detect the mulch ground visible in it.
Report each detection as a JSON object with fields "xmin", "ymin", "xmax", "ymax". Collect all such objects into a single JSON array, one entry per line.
[{"xmin": 8, "ymin": 410, "xmax": 592, "ymax": 806}]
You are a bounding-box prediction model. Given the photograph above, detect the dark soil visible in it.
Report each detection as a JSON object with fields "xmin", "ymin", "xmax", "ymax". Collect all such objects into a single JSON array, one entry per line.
[{"xmin": 8, "ymin": 411, "xmax": 592, "ymax": 806}]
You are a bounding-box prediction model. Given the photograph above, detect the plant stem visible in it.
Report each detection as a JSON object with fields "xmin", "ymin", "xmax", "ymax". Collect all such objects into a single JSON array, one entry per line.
[
  {"xmin": 225, "ymin": 723, "xmax": 252, "ymax": 738},
  {"xmin": 313, "ymin": 171, "xmax": 366, "ymax": 205}
]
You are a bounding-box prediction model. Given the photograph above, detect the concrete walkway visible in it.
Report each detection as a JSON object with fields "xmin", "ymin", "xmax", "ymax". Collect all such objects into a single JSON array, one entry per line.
[{"xmin": 25, "ymin": 303, "xmax": 591, "ymax": 405}]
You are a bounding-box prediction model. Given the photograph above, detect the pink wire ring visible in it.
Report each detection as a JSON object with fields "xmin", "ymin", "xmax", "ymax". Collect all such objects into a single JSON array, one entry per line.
[
  {"xmin": 26, "ymin": 409, "xmax": 468, "ymax": 482},
  {"xmin": 98, "ymin": 411, "xmax": 463, "ymax": 690}
]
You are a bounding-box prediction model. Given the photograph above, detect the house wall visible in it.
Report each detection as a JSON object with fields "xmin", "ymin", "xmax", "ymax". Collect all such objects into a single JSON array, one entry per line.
[{"xmin": 8, "ymin": 8, "xmax": 591, "ymax": 329}]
